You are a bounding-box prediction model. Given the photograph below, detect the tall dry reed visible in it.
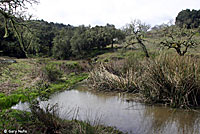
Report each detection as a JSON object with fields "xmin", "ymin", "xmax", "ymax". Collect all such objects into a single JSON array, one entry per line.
[
  {"xmin": 89, "ymin": 59, "xmax": 142, "ymax": 93},
  {"xmin": 89, "ymin": 54, "xmax": 200, "ymax": 108},
  {"xmin": 140, "ymin": 54, "xmax": 200, "ymax": 108}
]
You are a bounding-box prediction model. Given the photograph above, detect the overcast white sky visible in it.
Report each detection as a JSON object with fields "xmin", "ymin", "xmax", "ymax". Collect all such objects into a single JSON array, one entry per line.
[{"xmin": 30, "ymin": 0, "xmax": 200, "ymax": 28}]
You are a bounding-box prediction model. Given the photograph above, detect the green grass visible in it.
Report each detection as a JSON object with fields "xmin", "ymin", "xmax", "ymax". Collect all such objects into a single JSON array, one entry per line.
[
  {"xmin": 0, "ymin": 57, "xmax": 90, "ymax": 109},
  {"xmin": 0, "ymin": 109, "xmax": 32, "ymax": 130},
  {"xmin": 0, "ymin": 73, "xmax": 88, "ymax": 109},
  {"xmin": 0, "ymin": 59, "xmax": 39, "ymax": 95}
]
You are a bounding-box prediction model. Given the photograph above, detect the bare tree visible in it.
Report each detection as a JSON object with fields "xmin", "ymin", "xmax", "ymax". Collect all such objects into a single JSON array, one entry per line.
[
  {"xmin": 123, "ymin": 20, "xmax": 151, "ymax": 58},
  {"xmin": 0, "ymin": 0, "xmax": 39, "ymax": 57},
  {"xmin": 160, "ymin": 25, "xmax": 198, "ymax": 56}
]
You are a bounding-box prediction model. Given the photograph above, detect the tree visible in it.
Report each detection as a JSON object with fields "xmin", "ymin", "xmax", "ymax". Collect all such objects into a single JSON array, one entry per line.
[
  {"xmin": 52, "ymin": 28, "xmax": 72, "ymax": 59},
  {"xmin": 70, "ymin": 25, "xmax": 89, "ymax": 56},
  {"xmin": 105, "ymin": 24, "xmax": 125, "ymax": 49},
  {"xmin": 160, "ymin": 25, "xmax": 198, "ymax": 56},
  {"xmin": 0, "ymin": 0, "xmax": 39, "ymax": 57},
  {"xmin": 123, "ymin": 20, "xmax": 151, "ymax": 58},
  {"xmin": 176, "ymin": 9, "xmax": 200, "ymax": 29}
]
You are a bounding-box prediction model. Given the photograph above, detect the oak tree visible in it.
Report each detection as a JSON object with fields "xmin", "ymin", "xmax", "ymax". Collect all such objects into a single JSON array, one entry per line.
[
  {"xmin": 160, "ymin": 25, "xmax": 198, "ymax": 56},
  {"xmin": 123, "ymin": 20, "xmax": 150, "ymax": 58},
  {"xmin": 0, "ymin": 0, "xmax": 39, "ymax": 57}
]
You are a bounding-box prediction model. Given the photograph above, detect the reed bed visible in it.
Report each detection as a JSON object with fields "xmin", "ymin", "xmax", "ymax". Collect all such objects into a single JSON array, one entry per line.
[
  {"xmin": 140, "ymin": 54, "xmax": 200, "ymax": 108},
  {"xmin": 89, "ymin": 54, "xmax": 200, "ymax": 108},
  {"xmin": 89, "ymin": 59, "xmax": 142, "ymax": 93}
]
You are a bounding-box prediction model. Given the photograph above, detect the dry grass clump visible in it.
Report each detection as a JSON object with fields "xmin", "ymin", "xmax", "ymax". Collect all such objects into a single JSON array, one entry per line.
[
  {"xmin": 89, "ymin": 53, "xmax": 200, "ymax": 108},
  {"xmin": 89, "ymin": 59, "xmax": 142, "ymax": 93},
  {"xmin": 140, "ymin": 54, "xmax": 200, "ymax": 108}
]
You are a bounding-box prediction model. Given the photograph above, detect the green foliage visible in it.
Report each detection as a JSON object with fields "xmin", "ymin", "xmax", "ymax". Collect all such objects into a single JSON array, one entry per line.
[
  {"xmin": 0, "ymin": 73, "xmax": 88, "ymax": 109},
  {"xmin": 0, "ymin": 16, "xmax": 125, "ymax": 59},
  {"xmin": 0, "ymin": 94, "xmax": 28, "ymax": 109},
  {"xmin": 176, "ymin": 9, "xmax": 200, "ymax": 28},
  {"xmin": 52, "ymin": 28, "xmax": 72, "ymax": 59},
  {"xmin": 42, "ymin": 63, "xmax": 63, "ymax": 82},
  {"xmin": 0, "ymin": 109, "xmax": 32, "ymax": 130},
  {"xmin": 65, "ymin": 73, "xmax": 88, "ymax": 85},
  {"xmin": 0, "ymin": 93, "xmax": 5, "ymax": 98},
  {"xmin": 0, "ymin": 57, "xmax": 89, "ymax": 109},
  {"xmin": 160, "ymin": 25, "xmax": 199, "ymax": 56},
  {"xmin": 69, "ymin": 24, "xmax": 124, "ymax": 59}
]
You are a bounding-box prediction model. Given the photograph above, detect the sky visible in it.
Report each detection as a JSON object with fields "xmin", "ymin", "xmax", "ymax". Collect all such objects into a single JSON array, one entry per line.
[{"xmin": 29, "ymin": 0, "xmax": 200, "ymax": 28}]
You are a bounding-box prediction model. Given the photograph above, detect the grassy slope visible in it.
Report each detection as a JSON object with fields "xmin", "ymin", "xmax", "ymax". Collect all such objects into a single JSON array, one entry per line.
[
  {"xmin": 0, "ymin": 57, "xmax": 124, "ymax": 134},
  {"xmin": 0, "ymin": 58, "xmax": 89, "ymax": 109}
]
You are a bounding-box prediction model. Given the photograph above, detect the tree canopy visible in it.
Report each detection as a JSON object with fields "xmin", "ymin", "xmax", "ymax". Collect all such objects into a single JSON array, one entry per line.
[
  {"xmin": 0, "ymin": 17, "xmax": 125, "ymax": 59},
  {"xmin": 122, "ymin": 20, "xmax": 151, "ymax": 58},
  {"xmin": 0, "ymin": 0, "xmax": 39, "ymax": 57},
  {"xmin": 175, "ymin": 9, "xmax": 200, "ymax": 29},
  {"xmin": 160, "ymin": 25, "xmax": 198, "ymax": 56}
]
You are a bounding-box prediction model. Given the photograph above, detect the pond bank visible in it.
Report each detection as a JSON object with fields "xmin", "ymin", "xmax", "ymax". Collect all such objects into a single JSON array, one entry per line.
[
  {"xmin": 12, "ymin": 84, "xmax": 200, "ymax": 134},
  {"xmin": 0, "ymin": 58, "xmax": 90, "ymax": 109},
  {"xmin": 0, "ymin": 58, "xmax": 124, "ymax": 134},
  {"xmin": 0, "ymin": 73, "xmax": 88, "ymax": 109},
  {"xmin": 0, "ymin": 108, "xmax": 123, "ymax": 134}
]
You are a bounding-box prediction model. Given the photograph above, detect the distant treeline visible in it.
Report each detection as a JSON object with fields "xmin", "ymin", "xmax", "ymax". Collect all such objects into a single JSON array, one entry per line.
[
  {"xmin": 0, "ymin": 15, "xmax": 125, "ymax": 59},
  {"xmin": 1, "ymin": 8, "xmax": 200, "ymax": 59},
  {"xmin": 176, "ymin": 9, "xmax": 200, "ymax": 29}
]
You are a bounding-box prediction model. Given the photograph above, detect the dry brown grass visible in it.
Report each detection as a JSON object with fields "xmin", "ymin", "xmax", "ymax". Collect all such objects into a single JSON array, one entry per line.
[
  {"xmin": 140, "ymin": 54, "xmax": 200, "ymax": 108},
  {"xmin": 0, "ymin": 59, "xmax": 42, "ymax": 95},
  {"xmin": 89, "ymin": 53, "xmax": 200, "ymax": 108},
  {"xmin": 89, "ymin": 59, "xmax": 141, "ymax": 93}
]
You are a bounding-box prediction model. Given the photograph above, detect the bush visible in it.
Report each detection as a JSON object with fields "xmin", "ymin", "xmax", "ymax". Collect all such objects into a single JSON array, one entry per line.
[{"xmin": 42, "ymin": 63, "xmax": 62, "ymax": 82}]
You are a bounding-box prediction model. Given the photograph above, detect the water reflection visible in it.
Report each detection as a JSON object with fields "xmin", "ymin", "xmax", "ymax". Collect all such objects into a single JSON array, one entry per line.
[
  {"xmin": 12, "ymin": 85, "xmax": 200, "ymax": 134},
  {"xmin": 143, "ymin": 106, "xmax": 200, "ymax": 134}
]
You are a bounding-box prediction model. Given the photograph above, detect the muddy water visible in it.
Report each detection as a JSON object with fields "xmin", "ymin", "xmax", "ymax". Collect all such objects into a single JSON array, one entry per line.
[{"xmin": 12, "ymin": 84, "xmax": 200, "ymax": 134}]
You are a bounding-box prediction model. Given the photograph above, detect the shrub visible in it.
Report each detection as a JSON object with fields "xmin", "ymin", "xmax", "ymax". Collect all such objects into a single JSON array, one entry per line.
[
  {"xmin": 30, "ymin": 101, "xmax": 61, "ymax": 134},
  {"xmin": 42, "ymin": 63, "xmax": 62, "ymax": 82},
  {"xmin": 59, "ymin": 61, "xmax": 91, "ymax": 75}
]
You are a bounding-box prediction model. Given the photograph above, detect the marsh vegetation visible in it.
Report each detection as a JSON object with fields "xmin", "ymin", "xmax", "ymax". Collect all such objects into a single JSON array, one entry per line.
[{"xmin": 1, "ymin": 2, "xmax": 200, "ymax": 133}]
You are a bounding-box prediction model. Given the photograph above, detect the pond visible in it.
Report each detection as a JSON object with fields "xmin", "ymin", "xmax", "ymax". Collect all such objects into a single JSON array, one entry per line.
[{"xmin": 12, "ymin": 84, "xmax": 200, "ymax": 134}]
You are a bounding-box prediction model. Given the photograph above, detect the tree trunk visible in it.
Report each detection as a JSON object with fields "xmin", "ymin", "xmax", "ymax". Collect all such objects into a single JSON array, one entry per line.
[
  {"xmin": 137, "ymin": 38, "xmax": 150, "ymax": 58},
  {"xmin": 175, "ymin": 48, "xmax": 184, "ymax": 56},
  {"xmin": 111, "ymin": 41, "xmax": 114, "ymax": 49}
]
